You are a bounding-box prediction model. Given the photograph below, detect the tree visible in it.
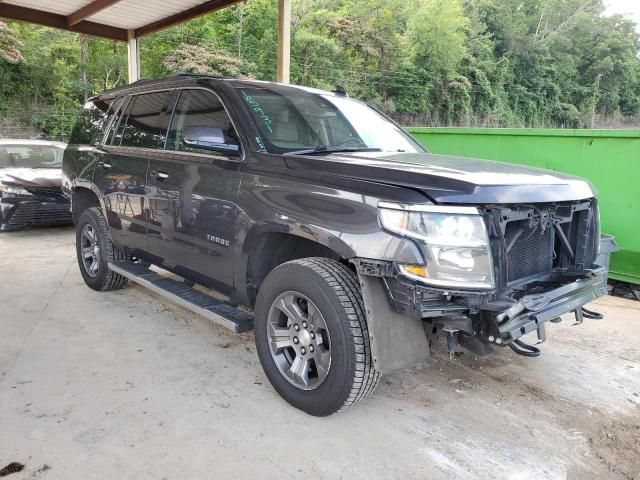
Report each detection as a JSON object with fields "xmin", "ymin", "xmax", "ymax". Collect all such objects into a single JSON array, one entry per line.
[
  {"xmin": 163, "ymin": 43, "xmax": 254, "ymax": 78},
  {"xmin": 1, "ymin": 0, "xmax": 640, "ymax": 138},
  {"xmin": 0, "ymin": 21, "xmax": 23, "ymax": 63}
]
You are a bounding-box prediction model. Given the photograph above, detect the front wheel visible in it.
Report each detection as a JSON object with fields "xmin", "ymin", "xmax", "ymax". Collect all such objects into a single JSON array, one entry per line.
[{"xmin": 254, "ymin": 258, "xmax": 381, "ymax": 416}]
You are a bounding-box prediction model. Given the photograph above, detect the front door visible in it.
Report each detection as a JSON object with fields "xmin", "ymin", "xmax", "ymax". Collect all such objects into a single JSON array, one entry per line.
[{"xmin": 146, "ymin": 88, "xmax": 243, "ymax": 292}]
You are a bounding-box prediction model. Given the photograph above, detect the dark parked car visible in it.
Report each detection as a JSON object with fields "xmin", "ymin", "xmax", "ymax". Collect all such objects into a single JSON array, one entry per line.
[
  {"xmin": 0, "ymin": 139, "xmax": 71, "ymax": 231},
  {"xmin": 63, "ymin": 74, "xmax": 609, "ymax": 416}
]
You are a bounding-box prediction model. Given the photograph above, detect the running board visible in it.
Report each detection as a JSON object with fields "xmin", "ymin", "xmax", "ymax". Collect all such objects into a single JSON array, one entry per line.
[{"xmin": 108, "ymin": 261, "xmax": 253, "ymax": 334}]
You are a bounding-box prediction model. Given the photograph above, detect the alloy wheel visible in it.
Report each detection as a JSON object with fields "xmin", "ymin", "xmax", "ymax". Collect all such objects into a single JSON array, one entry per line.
[
  {"xmin": 266, "ymin": 291, "xmax": 332, "ymax": 390},
  {"xmin": 80, "ymin": 223, "xmax": 101, "ymax": 277}
]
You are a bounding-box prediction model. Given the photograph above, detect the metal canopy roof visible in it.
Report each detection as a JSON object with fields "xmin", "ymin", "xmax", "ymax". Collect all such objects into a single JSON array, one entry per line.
[{"xmin": 0, "ymin": 0, "xmax": 243, "ymax": 41}]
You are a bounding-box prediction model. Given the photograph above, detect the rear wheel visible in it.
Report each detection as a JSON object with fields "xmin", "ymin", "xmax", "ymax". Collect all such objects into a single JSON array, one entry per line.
[
  {"xmin": 75, "ymin": 207, "xmax": 128, "ymax": 291},
  {"xmin": 254, "ymin": 257, "xmax": 381, "ymax": 416}
]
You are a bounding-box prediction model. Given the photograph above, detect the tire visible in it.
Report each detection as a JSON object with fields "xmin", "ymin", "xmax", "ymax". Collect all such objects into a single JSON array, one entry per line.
[
  {"xmin": 254, "ymin": 257, "xmax": 381, "ymax": 416},
  {"xmin": 75, "ymin": 206, "xmax": 128, "ymax": 292}
]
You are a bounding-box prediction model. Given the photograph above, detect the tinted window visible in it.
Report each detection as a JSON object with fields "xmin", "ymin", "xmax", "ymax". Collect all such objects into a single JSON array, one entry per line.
[
  {"xmin": 167, "ymin": 89, "xmax": 241, "ymax": 158},
  {"xmin": 119, "ymin": 91, "xmax": 172, "ymax": 149},
  {"xmin": 68, "ymin": 98, "xmax": 114, "ymax": 145},
  {"xmin": 108, "ymin": 96, "xmax": 133, "ymax": 146}
]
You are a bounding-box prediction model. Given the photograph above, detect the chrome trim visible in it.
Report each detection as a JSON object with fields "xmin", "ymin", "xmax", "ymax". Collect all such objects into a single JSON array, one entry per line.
[
  {"xmin": 99, "ymin": 86, "xmax": 246, "ymax": 163},
  {"xmin": 105, "ymin": 145, "xmax": 236, "ymax": 164},
  {"xmin": 378, "ymin": 201, "xmax": 480, "ymax": 215}
]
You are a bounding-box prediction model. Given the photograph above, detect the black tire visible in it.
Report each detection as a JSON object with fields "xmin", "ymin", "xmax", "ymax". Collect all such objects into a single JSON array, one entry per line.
[
  {"xmin": 254, "ymin": 257, "xmax": 381, "ymax": 416},
  {"xmin": 75, "ymin": 206, "xmax": 128, "ymax": 291}
]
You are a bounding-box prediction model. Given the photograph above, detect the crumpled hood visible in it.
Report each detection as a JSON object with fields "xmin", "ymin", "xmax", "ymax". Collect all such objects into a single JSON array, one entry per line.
[
  {"xmin": 284, "ymin": 152, "xmax": 596, "ymax": 204},
  {"xmin": 0, "ymin": 168, "xmax": 62, "ymax": 188}
]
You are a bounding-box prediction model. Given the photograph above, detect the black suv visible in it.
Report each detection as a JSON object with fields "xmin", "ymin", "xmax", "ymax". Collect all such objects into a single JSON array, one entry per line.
[{"xmin": 63, "ymin": 74, "xmax": 608, "ymax": 416}]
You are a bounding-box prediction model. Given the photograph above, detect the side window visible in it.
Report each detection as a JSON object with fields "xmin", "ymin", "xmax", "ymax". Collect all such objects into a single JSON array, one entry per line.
[
  {"xmin": 99, "ymin": 96, "xmax": 124, "ymax": 144},
  {"xmin": 167, "ymin": 89, "xmax": 241, "ymax": 158},
  {"xmin": 107, "ymin": 96, "xmax": 133, "ymax": 146},
  {"xmin": 119, "ymin": 91, "xmax": 172, "ymax": 149},
  {"xmin": 68, "ymin": 98, "xmax": 114, "ymax": 145}
]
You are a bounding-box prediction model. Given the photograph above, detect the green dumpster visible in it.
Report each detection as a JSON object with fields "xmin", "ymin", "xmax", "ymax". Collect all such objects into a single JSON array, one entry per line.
[{"xmin": 406, "ymin": 127, "xmax": 640, "ymax": 285}]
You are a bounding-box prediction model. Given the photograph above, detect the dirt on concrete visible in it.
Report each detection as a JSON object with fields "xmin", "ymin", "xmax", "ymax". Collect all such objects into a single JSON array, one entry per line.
[{"xmin": 1, "ymin": 227, "xmax": 639, "ymax": 480}]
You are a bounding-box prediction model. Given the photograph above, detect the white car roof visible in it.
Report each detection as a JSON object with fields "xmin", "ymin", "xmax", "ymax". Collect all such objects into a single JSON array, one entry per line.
[{"xmin": 0, "ymin": 139, "xmax": 67, "ymax": 149}]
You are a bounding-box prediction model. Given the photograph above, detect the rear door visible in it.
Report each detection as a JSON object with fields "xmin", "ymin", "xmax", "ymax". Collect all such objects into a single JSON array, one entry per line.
[
  {"xmin": 146, "ymin": 88, "xmax": 244, "ymax": 292},
  {"xmin": 63, "ymin": 96, "xmax": 122, "ymax": 201},
  {"xmin": 93, "ymin": 90, "xmax": 172, "ymax": 255}
]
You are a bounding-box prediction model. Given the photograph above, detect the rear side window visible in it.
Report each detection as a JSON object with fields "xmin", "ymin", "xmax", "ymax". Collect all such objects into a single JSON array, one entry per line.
[
  {"xmin": 166, "ymin": 89, "xmax": 241, "ymax": 158},
  {"xmin": 68, "ymin": 98, "xmax": 114, "ymax": 145},
  {"xmin": 118, "ymin": 91, "xmax": 172, "ymax": 149}
]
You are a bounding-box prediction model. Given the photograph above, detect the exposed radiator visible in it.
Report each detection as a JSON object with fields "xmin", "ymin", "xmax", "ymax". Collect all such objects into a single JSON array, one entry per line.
[{"xmin": 505, "ymin": 221, "xmax": 553, "ymax": 283}]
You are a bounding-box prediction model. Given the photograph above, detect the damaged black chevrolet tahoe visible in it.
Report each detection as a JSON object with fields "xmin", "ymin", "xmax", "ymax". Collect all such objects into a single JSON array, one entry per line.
[{"xmin": 63, "ymin": 74, "xmax": 608, "ymax": 416}]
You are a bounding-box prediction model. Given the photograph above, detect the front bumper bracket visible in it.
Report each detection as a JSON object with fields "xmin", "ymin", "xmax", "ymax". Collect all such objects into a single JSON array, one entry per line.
[{"xmin": 496, "ymin": 273, "xmax": 607, "ymax": 342}]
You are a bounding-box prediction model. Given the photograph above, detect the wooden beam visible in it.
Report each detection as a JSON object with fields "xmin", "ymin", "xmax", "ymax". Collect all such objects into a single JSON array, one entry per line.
[
  {"xmin": 67, "ymin": 0, "xmax": 123, "ymax": 27},
  {"xmin": 277, "ymin": 0, "xmax": 291, "ymax": 84},
  {"xmin": 0, "ymin": 3, "xmax": 128, "ymax": 41},
  {"xmin": 135, "ymin": 0, "xmax": 241, "ymax": 37}
]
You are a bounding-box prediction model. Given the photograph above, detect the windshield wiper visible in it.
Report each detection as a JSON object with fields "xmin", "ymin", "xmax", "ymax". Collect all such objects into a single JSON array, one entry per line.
[{"xmin": 284, "ymin": 146, "xmax": 382, "ymax": 156}]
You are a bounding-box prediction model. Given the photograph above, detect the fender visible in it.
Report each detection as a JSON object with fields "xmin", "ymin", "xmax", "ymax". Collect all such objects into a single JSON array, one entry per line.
[
  {"xmin": 241, "ymin": 219, "xmax": 358, "ymax": 260},
  {"xmin": 70, "ymin": 178, "xmax": 107, "ymax": 217},
  {"xmin": 235, "ymin": 220, "xmax": 359, "ymax": 306},
  {"xmin": 241, "ymin": 218, "xmax": 423, "ymax": 263},
  {"xmin": 64, "ymin": 143, "xmax": 104, "ymax": 214}
]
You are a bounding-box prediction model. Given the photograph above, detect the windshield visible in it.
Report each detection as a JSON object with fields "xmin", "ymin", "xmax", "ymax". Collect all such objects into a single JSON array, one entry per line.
[
  {"xmin": 237, "ymin": 86, "xmax": 424, "ymax": 155},
  {"xmin": 0, "ymin": 145, "xmax": 64, "ymax": 168}
]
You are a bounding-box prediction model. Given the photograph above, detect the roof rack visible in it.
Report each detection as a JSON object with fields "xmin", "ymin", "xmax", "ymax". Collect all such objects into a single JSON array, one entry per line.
[
  {"xmin": 130, "ymin": 78, "xmax": 162, "ymax": 86},
  {"xmin": 172, "ymin": 72, "xmax": 225, "ymax": 79},
  {"xmin": 93, "ymin": 73, "xmax": 228, "ymax": 99}
]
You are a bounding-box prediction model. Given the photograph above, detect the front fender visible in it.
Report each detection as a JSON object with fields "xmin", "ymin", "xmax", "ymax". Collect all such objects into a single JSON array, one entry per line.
[
  {"xmin": 238, "ymin": 176, "xmax": 424, "ymax": 264},
  {"xmin": 242, "ymin": 220, "xmax": 358, "ymax": 260}
]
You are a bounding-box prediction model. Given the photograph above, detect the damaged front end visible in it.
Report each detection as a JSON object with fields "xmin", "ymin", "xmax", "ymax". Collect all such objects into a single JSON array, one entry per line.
[{"xmin": 358, "ymin": 199, "xmax": 612, "ymax": 366}]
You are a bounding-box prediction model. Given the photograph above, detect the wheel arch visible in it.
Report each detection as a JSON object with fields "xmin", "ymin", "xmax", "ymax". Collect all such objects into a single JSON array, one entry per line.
[
  {"xmin": 71, "ymin": 183, "xmax": 102, "ymax": 225},
  {"xmin": 240, "ymin": 225, "xmax": 355, "ymax": 307}
]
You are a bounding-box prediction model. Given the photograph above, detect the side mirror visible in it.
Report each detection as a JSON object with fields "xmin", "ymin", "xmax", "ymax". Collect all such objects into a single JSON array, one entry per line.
[{"xmin": 182, "ymin": 125, "xmax": 241, "ymax": 158}]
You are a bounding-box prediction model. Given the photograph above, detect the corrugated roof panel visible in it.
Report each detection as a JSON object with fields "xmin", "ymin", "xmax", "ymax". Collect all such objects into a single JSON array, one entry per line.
[
  {"xmin": 87, "ymin": 0, "xmax": 209, "ymax": 30},
  {"xmin": 3, "ymin": 0, "xmax": 88, "ymax": 16}
]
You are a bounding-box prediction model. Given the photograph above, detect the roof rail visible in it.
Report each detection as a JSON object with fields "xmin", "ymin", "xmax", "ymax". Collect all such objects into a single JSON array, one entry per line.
[
  {"xmin": 93, "ymin": 73, "xmax": 227, "ymax": 99},
  {"xmin": 130, "ymin": 78, "xmax": 161, "ymax": 86},
  {"xmin": 172, "ymin": 72, "xmax": 224, "ymax": 79}
]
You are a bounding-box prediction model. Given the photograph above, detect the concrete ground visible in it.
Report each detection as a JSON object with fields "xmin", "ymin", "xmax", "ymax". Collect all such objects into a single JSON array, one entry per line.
[{"xmin": 1, "ymin": 226, "xmax": 639, "ymax": 480}]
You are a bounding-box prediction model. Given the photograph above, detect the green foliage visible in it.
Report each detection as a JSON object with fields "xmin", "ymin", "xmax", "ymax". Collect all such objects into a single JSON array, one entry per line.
[
  {"xmin": 1, "ymin": 0, "xmax": 640, "ymax": 139},
  {"xmin": 407, "ymin": 0, "xmax": 469, "ymax": 76},
  {"xmin": 0, "ymin": 21, "xmax": 23, "ymax": 63},
  {"xmin": 163, "ymin": 43, "xmax": 253, "ymax": 78}
]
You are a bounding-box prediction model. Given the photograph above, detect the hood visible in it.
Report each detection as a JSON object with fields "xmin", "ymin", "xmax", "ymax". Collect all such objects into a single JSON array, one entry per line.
[
  {"xmin": 284, "ymin": 152, "xmax": 596, "ymax": 204},
  {"xmin": 0, "ymin": 168, "xmax": 62, "ymax": 188}
]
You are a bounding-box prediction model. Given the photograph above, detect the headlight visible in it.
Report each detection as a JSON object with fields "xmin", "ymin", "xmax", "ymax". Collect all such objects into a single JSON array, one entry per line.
[
  {"xmin": 0, "ymin": 184, "xmax": 32, "ymax": 197},
  {"xmin": 378, "ymin": 202, "xmax": 494, "ymax": 290}
]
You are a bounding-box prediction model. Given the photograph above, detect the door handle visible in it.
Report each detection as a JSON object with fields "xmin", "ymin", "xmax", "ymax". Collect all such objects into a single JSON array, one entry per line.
[
  {"xmin": 152, "ymin": 170, "xmax": 170, "ymax": 181},
  {"xmin": 98, "ymin": 160, "xmax": 112, "ymax": 170}
]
